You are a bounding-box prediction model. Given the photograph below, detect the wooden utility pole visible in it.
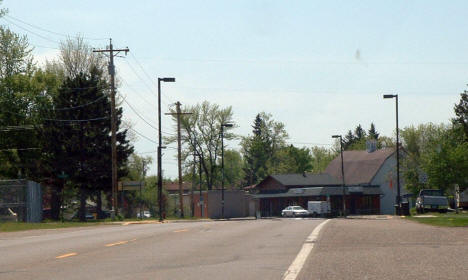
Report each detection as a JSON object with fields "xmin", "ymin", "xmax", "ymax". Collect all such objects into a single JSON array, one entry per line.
[
  {"xmin": 93, "ymin": 39, "xmax": 129, "ymax": 217},
  {"xmin": 166, "ymin": 101, "xmax": 191, "ymax": 218}
]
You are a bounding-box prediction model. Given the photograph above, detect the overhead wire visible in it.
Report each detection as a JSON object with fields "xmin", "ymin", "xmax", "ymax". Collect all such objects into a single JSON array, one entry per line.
[
  {"xmin": 129, "ymin": 52, "xmax": 176, "ymax": 104},
  {"xmin": 1, "ymin": 17, "xmax": 60, "ymax": 44},
  {"xmin": 4, "ymin": 14, "xmax": 108, "ymax": 41}
]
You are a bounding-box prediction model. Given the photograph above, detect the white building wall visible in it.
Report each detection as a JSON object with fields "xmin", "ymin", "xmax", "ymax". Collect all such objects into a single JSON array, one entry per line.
[{"xmin": 371, "ymin": 154, "xmax": 405, "ymax": 214}]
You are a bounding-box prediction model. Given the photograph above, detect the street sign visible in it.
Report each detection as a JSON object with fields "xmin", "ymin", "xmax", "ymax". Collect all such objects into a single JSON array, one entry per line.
[{"xmin": 118, "ymin": 181, "xmax": 144, "ymax": 191}]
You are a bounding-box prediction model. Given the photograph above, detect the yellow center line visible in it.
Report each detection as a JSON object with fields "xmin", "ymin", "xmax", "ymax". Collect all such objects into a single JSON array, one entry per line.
[
  {"xmin": 56, "ymin": 252, "xmax": 77, "ymax": 259},
  {"xmin": 173, "ymin": 229, "xmax": 189, "ymax": 233},
  {"xmin": 129, "ymin": 238, "xmax": 137, "ymax": 242},
  {"xmin": 105, "ymin": 240, "xmax": 129, "ymax": 247}
]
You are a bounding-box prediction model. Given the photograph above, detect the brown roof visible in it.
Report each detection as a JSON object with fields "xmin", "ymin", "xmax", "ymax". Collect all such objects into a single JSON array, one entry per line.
[
  {"xmin": 163, "ymin": 182, "xmax": 191, "ymax": 192},
  {"xmin": 325, "ymin": 148, "xmax": 395, "ymax": 185}
]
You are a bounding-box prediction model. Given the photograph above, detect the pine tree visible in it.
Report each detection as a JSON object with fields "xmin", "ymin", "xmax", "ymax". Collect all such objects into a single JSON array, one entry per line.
[
  {"xmin": 41, "ymin": 67, "xmax": 133, "ymax": 220},
  {"xmin": 368, "ymin": 123, "xmax": 380, "ymax": 140},
  {"xmin": 354, "ymin": 124, "xmax": 366, "ymax": 140},
  {"xmin": 454, "ymin": 91, "xmax": 468, "ymax": 140}
]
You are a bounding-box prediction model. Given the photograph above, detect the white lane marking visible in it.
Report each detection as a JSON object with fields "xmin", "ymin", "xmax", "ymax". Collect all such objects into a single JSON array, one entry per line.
[{"xmin": 282, "ymin": 219, "xmax": 331, "ymax": 280}]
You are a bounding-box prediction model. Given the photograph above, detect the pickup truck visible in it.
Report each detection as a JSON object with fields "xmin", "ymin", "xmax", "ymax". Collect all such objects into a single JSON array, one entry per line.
[{"xmin": 415, "ymin": 189, "xmax": 449, "ymax": 213}]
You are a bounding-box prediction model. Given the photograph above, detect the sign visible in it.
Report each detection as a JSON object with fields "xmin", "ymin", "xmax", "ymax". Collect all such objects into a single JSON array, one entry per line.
[{"xmin": 118, "ymin": 181, "xmax": 144, "ymax": 191}]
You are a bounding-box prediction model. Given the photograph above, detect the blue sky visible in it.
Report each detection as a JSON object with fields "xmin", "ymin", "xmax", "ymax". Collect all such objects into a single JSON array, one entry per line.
[{"xmin": 2, "ymin": 1, "xmax": 467, "ymax": 178}]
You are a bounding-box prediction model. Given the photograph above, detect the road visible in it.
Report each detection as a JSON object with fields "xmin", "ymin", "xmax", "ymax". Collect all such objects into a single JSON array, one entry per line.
[
  {"xmin": 298, "ymin": 217, "xmax": 468, "ymax": 280},
  {"xmin": 0, "ymin": 218, "xmax": 324, "ymax": 280}
]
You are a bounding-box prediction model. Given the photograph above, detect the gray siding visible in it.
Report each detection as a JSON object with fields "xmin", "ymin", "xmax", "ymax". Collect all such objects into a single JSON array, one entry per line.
[
  {"xmin": 207, "ymin": 190, "xmax": 248, "ymax": 219},
  {"xmin": 371, "ymin": 154, "xmax": 405, "ymax": 214}
]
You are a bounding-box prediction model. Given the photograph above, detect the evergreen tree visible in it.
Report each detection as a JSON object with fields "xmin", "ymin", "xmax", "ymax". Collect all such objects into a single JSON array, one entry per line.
[
  {"xmin": 454, "ymin": 90, "xmax": 468, "ymax": 140},
  {"xmin": 354, "ymin": 124, "xmax": 366, "ymax": 140},
  {"xmin": 368, "ymin": 123, "xmax": 380, "ymax": 140},
  {"xmin": 343, "ymin": 130, "xmax": 355, "ymax": 150},
  {"xmin": 41, "ymin": 68, "xmax": 132, "ymax": 220}
]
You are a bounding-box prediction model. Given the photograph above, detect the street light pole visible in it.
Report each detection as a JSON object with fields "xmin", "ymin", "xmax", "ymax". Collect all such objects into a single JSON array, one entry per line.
[
  {"xmin": 332, "ymin": 135, "xmax": 346, "ymax": 217},
  {"xmin": 157, "ymin": 77, "xmax": 175, "ymax": 222},
  {"xmin": 221, "ymin": 123, "xmax": 233, "ymax": 219},
  {"xmin": 384, "ymin": 94, "xmax": 401, "ymax": 215}
]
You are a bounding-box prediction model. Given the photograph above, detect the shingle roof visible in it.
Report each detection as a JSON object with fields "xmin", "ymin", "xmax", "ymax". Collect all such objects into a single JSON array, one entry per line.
[
  {"xmin": 163, "ymin": 182, "xmax": 191, "ymax": 192},
  {"xmin": 270, "ymin": 173, "xmax": 341, "ymax": 187},
  {"xmin": 325, "ymin": 148, "xmax": 395, "ymax": 185},
  {"xmin": 253, "ymin": 185, "xmax": 381, "ymax": 198}
]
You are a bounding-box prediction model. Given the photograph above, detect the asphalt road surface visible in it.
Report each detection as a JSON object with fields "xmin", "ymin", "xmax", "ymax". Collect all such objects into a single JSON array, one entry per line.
[
  {"xmin": 0, "ymin": 218, "xmax": 324, "ymax": 280},
  {"xmin": 298, "ymin": 217, "xmax": 468, "ymax": 280}
]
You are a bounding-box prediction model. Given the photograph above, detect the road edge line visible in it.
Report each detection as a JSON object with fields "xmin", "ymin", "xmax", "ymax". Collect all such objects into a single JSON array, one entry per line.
[{"xmin": 282, "ymin": 219, "xmax": 331, "ymax": 280}]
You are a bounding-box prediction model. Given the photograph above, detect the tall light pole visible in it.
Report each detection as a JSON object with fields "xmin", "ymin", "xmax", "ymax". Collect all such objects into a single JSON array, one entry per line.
[
  {"xmin": 332, "ymin": 135, "xmax": 346, "ymax": 217},
  {"xmin": 157, "ymin": 77, "xmax": 175, "ymax": 222},
  {"xmin": 383, "ymin": 94, "xmax": 401, "ymax": 215},
  {"xmin": 221, "ymin": 123, "xmax": 233, "ymax": 219}
]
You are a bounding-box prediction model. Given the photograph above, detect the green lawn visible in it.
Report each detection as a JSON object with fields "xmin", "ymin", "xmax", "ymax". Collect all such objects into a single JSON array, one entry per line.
[
  {"xmin": 0, "ymin": 220, "xmax": 112, "ymax": 232},
  {"xmin": 406, "ymin": 211, "xmax": 468, "ymax": 227}
]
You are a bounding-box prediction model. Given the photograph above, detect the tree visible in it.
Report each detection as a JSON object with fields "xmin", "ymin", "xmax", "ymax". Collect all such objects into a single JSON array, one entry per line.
[
  {"xmin": 310, "ymin": 146, "xmax": 336, "ymax": 173},
  {"xmin": 343, "ymin": 130, "xmax": 355, "ymax": 150},
  {"xmin": 368, "ymin": 123, "xmax": 379, "ymax": 140},
  {"xmin": 354, "ymin": 124, "xmax": 366, "ymax": 140},
  {"xmin": 267, "ymin": 145, "xmax": 313, "ymax": 174},
  {"xmin": 0, "ymin": 24, "xmax": 46, "ymax": 179},
  {"xmin": 166, "ymin": 101, "xmax": 235, "ymax": 190},
  {"xmin": 40, "ymin": 66, "xmax": 133, "ymax": 221},
  {"xmin": 241, "ymin": 112, "xmax": 289, "ymax": 185},
  {"xmin": 220, "ymin": 149, "xmax": 245, "ymax": 189},
  {"xmin": 454, "ymin": 90, "xmax": 468, "ymax": 140}
]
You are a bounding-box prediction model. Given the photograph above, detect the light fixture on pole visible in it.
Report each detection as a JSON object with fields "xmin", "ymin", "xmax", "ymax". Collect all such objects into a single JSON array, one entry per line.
[
  {"xmin": 157, "ymin": 77, "xmax": 175, "ymax": 222},
  {"xmin": 383, "ymin": 94, "xmax": 401, "ymax": 215},
  {"xmin": 332, "ymin": 135, "xmax": 346, "ymax": 218},
  {"xmin": 221, "ymin": 123, "xmax": 233, "ymax": 219}
]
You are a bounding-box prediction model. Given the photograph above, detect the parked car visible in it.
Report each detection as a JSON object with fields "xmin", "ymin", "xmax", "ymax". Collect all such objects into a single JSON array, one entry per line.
[
  {"xmin": 281, "ymin": 206, "xmax": 309, "ymax": 217},
  {"xmin": 137, "ymin": 211, "xmax": 151, "ymax": 218},
  {"xmin": 416, "ymin": 189, "xmax": 449, "ymax": 213}
]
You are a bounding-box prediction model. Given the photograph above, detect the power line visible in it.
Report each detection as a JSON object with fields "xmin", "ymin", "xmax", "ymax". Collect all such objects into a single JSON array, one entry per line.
[
  {"xmin": 5, "ymin": 14, "xmax": 108, "ymax": 41},
  {"xmin": 127, "ymin": 126, "xmax": 157, "ymax": 144},
  {"xmin": 1, "ymin": 17, "xmax": 59, "ymax": 44},
  {"xmin": 124, "ymin": 58, "xmax": 172, "ymax": 106},
  {"xmin": 123, "ymin": 99, "xmax": 158, "ymax": 131},
  {"xmin": 54, "ymin": 95, "xmax": 107, "ymax": 111},
  {"xmin": 130, "ymin": 53, "xmax": 175, "ymax": 104}
]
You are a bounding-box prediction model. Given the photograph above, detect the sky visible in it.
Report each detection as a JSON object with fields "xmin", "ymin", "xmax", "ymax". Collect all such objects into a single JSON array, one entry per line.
[{"xmin": 1, "ymin": 1, "xmax": 467, "ymax": 179}]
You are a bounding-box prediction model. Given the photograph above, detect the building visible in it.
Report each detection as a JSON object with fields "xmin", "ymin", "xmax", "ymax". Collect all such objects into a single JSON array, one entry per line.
[
  {"xmin": 252, "ymin": 173, "xmax": 381, "ymax": 216},
  {"xmin": 163, "ymin": 182, "xmax": 191, "ymax": 195},
  {"xmin": 325, "ymin": 147, "xmax": 404, "ymax": 214},
  {"xmin": 190, "ymin": 190, "xmax": 255, "ymax": 219}
]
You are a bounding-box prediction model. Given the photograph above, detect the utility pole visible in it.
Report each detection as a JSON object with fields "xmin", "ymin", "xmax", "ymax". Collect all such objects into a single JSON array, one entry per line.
[
  {"xmin": 93, "ymin": 39, "xmax": 129, "ymax": 217},
  {"xmin": 166, "ymin": 101, "xmax": 192, "ymax": 218},
  {"xmin": 191, "ymin": 150, "xmax": 196, "ymax": 217}
]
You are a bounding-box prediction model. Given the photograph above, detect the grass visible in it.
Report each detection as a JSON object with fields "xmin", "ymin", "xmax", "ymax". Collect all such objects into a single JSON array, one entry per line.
[
  {"xmin": 405, "ymin": 210, "xmax": 468, "ymax": 227},
  {"xmin": 0, "ymin": 220, "xmax": 109, "ymax": 232}
]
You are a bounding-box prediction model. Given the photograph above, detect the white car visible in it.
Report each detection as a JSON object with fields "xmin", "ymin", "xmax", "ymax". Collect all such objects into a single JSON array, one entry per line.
[
  {"xmin": 137, "ymin": 211, "xmax": 151, "ymax": 218},
  {"xmin": 281, "ymin": 206, "xmax": 309, "ymax": 217}
]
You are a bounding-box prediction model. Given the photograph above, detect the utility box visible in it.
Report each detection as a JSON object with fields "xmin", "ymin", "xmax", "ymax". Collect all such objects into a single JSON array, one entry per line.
[{"xmin": 307, "ymin": 201, "xmax": 331, "ymax": 217}]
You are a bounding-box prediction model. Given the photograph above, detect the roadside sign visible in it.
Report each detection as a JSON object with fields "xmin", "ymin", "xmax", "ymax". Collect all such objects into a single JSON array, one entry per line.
[{"xmin": 118, "ymin": 181, "xmax": 144, "ymax": 191}]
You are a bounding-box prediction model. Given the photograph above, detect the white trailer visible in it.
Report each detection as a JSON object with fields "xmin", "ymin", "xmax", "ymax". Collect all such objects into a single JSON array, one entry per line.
[{"xmin": 307, "ymin": 201, "xmax": 331, "ymax": 217}]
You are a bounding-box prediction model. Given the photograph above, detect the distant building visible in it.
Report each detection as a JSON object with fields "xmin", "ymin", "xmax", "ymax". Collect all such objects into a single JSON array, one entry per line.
[
  {"xmin": 163, "ymin": 182, "xmax": 191, "ymax": 195},
  {"xmin": 253, "ymin": 173, "xmax": 381, "ymax": 216},
  {"xmin": 252, "ymin": 147, "xmax": 404, "ymax": 216},
  {"xmin": 325, "ymin": 147, "xmax": 405, "ymax": 214}
]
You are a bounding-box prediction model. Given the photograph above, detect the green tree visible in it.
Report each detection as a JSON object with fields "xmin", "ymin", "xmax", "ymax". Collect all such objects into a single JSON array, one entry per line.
[
  {"xmin": 167, "ymin": 101, "xmax": 235, "ymax": 190},
  {"xmin": 310, "ymin": 146, "xmax": 336, "ymax": 173},
  {"xmin": 454, "ymin": 90, "xmax": 468, "ymax": 140},
  {"xmin": 241, "ymin": 112, "xmax": 288, "ymax": 184},
  {"xmin": 368, "ymin": 123, "xmax": 379, "ymax": 140}
]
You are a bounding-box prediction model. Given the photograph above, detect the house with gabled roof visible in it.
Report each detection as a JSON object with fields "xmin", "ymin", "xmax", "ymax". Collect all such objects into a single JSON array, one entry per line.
[
  {"xmin": 325, "ymin": 147, "xmax": 404, "ymax": 214},
  {"xmin": 252, "ymin": 146, "xmax": 404, "ymax": 216},
  {"xmin": 253, "ymin": 173, "xmax": 381, "ymax": 216}
]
